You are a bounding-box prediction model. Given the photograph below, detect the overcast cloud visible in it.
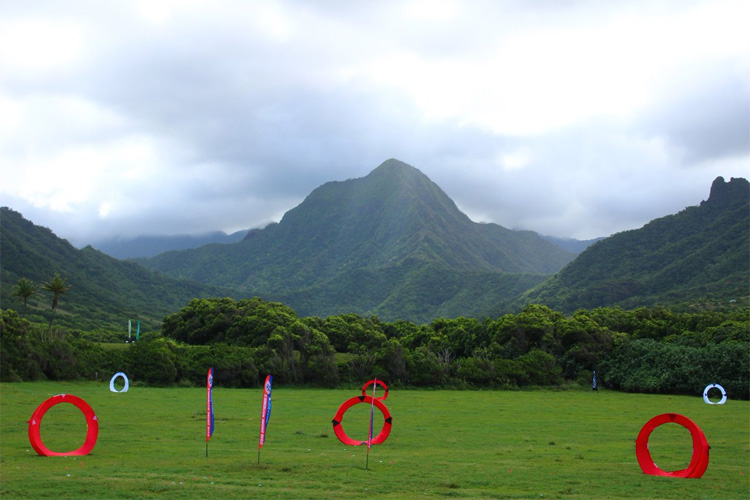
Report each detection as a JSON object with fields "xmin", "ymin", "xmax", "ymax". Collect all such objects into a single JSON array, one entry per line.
[{"xmin": 1, "ymin": 0, "xmax": 748, "ymax": 246}]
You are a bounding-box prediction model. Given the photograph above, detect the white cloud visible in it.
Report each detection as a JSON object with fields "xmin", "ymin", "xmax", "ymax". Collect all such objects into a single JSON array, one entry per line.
[
  {"xmin": 0, "ymin": 0, "xmax": 747, "ymax": 246},
  {"xmin": 0, "ymin": 18, "xmax": 84, "ymax": 74}
]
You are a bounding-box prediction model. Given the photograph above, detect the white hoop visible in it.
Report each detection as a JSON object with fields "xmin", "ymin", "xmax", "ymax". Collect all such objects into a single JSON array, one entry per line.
[
  {"xmin": 109, "ymin": 372, "xmax": 130, "ymax": 393},
  {"xmin": 702, "ymin": 383, "xmax": 727, "ymax": 404}
]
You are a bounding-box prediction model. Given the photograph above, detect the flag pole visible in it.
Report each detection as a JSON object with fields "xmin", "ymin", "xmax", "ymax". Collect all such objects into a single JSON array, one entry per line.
[{"xmin": 366, "ymin": 378, "xmax": 377, "ymax": 470}]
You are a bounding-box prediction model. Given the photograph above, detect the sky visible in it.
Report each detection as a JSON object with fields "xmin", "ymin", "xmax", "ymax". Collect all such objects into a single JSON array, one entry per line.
[{"xmin": 1, "ymin": 0, "xmax": 748, "ymax": 247}]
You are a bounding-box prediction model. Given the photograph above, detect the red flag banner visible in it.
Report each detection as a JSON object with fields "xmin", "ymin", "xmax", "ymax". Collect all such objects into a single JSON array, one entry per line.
[{"xmin": 259, "ymin": 374, "xmax": 273, "ymax": 449}]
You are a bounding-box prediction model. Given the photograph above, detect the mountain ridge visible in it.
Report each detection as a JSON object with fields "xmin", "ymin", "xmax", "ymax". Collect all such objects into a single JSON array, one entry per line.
[
  {"xmin": 3, "ymin": 162, "xmax": 746, "ymax": 327},
  {"xmin": 517, "ymin": 176, "xmax": 749, "ymax": 311},
  {"xmin": 91, "ymin": 230, "xmax": 250, "ymax": 259},
  {"xmin": 0, "ymin": 207, "xmax": 238, "ymax": 331},
  {"xmin": 139, "ymin": 159, "xmax": 575, "ymax": 297}
]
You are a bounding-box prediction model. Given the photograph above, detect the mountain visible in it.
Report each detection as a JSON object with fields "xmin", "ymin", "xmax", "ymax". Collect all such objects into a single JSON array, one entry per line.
[
  {"xmin": 139, "ymin": 159, "xmax": 576, "ymax": 321},
  {"xmin": 0, "ymin": 207, "xmax": 237, "ymax": 331},
  {"xmin": 517, "ymin": 176, "xmax": 750, "ymax": 312},
  {"xmin": 540, "ymin": 235, "xmax": 603, "ymax": 254},
  {"xmin": 6, "ymin": 162, "xmax": 742, "ymax": 328},
  {"xmin": 90, "ymin": 230, "xmax": 250, "ymax": 259}
]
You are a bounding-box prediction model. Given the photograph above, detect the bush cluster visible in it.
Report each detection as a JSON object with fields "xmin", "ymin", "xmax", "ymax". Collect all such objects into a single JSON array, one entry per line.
[{"xmin": 2, "ymin": 299, "xmax": 747, "ymax": 399}]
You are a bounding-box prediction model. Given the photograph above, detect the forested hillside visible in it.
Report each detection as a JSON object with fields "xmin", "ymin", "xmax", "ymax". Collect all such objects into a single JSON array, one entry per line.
[
  {"xmin": 138, "ymin": 160, "xmax": 574, "ymax": 321},
  {"xmin": 3, "ymin": 172, "xmax": 748, "ymax": 327},
  {"xmin": 0, "ymin": 207, "xmax": 237, "ymax": 331},
  {"xmin": 519, "ymin": 176, "xmax": 749, "ymax": 312}
]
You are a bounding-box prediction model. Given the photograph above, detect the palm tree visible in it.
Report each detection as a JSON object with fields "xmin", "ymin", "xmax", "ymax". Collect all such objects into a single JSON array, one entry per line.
[
  {"xmin": 42, "ymin": 273, "xmax": 71, "ymax": 333},
  {"xmin": 11, "ymin": 277, "xmax": 38, "ymax": 315}
]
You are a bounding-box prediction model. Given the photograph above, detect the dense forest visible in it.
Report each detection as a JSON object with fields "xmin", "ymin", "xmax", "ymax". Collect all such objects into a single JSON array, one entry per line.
[{"xmin": 2, "ymin": 297, "xmax": 747, "ymax": 399}]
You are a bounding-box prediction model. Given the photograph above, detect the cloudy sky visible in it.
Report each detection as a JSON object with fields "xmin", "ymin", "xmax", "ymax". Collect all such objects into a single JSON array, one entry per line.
[{"xmin": 1, "ymin": 0, "xmax": 748, "ymax": 247}]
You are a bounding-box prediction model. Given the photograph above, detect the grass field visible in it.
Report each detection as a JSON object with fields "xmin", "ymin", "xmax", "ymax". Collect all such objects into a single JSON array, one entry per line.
[{"xmin": 1, "ymin": 382, "xmax": 748, "ymax": 499}]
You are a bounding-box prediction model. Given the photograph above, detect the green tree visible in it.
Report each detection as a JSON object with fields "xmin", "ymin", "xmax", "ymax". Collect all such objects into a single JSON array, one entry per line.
[
  {"xmin": 378, "ymin": 338, "xmax": 408, "ymax": 384},
  {"xmin": 0, "ymin": 309, "xmax": 33, "ymax": 381},
  {"xmin": 557, "ymin": 310, "xmax": 616, "ymax": 379},
  {"xmin": 518, "ymin": 349, "xmax": 562, "ymax": 386},
  {"xmin": 11, "ymin": 278, "xmax": 38, "ymax": 315},
  {"xmin": 42, "ymin": 273, "xmax": 71, "ymax": 334},
  {"xmin": 405, "ymin": 346, "xmax": 443, "ymax": 386},
  {"xmin": 302, "ymin": 329, "xmax": 339, "ymax": 386},
  {"xmin": 125, "ymin": 338, "xmax": 178, "ymax": 385},
  {"xmin": 457, "ymin": 353, "xmax": 495, "ymax": 386}
]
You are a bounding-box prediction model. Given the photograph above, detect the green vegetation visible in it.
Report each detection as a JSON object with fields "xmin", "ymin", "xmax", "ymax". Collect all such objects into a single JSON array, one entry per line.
[
  {"xmin": 1, "ymin": 207, "xmax": 239, "ymax": 331},
  {"xmin": 10, "ymin": 277, "xmax": 38, "ymax": 315},
  {"xmin": 41, "ymin": 273, "xmax": 71, "ymax": 332},
  {"xmin": 3, "ymin": 171, "xmax": 748, "ymax": 326},
  {"xmin": 4, "ymin": 298, "xmax": 748, "ymax": 399},
  {"xmin": 136, "ymin": 160, "xmax": 576, "ymax": 322},
  {"xmin": 520, "ymin": 176, "xmax": 750, "ymax": 312},
  {"xmin": 1, "ymin": 383, "xmax": 748, "ymax": 499}
]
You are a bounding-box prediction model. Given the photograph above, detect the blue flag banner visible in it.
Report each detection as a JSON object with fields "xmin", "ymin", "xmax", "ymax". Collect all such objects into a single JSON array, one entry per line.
[
  {"xmin": 592, "ymin": 370, "xmax": 598, "ymax": 390},
  {"xmin": 259, "ymin": 374, "xmax": 273, "ymax": 448},
  {"xmin": 206, "ymin": 367, "xmax": 214, "ymax": 442}
]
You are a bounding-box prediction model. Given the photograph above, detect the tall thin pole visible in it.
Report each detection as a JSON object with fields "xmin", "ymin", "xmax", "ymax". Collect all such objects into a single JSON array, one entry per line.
[{"xmin": 366, "ymin": 378, "xmax": 377, "ymax": 470}]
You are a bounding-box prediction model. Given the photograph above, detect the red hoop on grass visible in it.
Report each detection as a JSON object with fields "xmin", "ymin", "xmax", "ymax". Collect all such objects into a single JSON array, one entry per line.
[
  {"xmin": 28, "ymin": 394, "xmax": 99, "ymax": 456},
  {"xmin": 635, "ymin": 413, "xmax": 709, "ymax": 478},
  {"xmin": 332, "ymin": 395, "xmax": 392, "ymax": 446}
]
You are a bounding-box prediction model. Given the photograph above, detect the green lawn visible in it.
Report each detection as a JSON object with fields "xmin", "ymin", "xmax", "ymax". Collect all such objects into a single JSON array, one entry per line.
[{"xmin": 1, "ymin": 382, "xmax": 748, "ymax": 499}]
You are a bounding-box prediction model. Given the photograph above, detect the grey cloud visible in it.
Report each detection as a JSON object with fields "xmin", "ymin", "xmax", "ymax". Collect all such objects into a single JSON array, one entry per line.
[
  {"xmin": 1, "ymin": 0, "xmax": 747, "ymax": 246},
  {"xmin": 638, "ymin": 60, "xmax": 749, "ymax": 163}
]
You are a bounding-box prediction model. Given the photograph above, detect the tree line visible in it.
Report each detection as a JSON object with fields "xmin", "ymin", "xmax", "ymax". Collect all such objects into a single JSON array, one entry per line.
[{"xmin": 2, "ymin": 295, "xmax": 747, "ymax": 399}]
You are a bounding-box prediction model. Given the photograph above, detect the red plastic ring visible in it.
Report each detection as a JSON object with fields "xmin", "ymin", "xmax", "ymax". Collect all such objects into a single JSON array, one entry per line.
[
  {"xmin": 635, "ymin": 413, "xmax": 709, "ymax": 478},
  {"xmin": 27, "ymin": 394, "xmax": 99, "ymax": 456},
  {"xmin": 361, "ymin": 379, "xmax": 388, "ymax": 400},
  {"xmin": 332, "ymin": 395, "xmax": 392, "ymax": 446}
]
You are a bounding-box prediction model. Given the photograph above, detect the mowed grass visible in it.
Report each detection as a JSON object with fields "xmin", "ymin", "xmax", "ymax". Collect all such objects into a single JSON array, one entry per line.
[{"xmin": 1, "ymin": 382, "xmax": 748, "ymax": 499}]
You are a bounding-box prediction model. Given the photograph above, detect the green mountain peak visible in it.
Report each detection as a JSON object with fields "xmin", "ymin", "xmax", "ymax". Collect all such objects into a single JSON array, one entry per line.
[{"xmin": 139, "ymin": 159, "xmax": 575, "ymax": 320}]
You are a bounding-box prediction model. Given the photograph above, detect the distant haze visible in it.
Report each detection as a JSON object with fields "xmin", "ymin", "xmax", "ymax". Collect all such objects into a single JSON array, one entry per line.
[
  {"xmin": 1, "ymin": 0, "xmax": 747, "ymax": 246},
  {"xmin": 93, "ymin": 230, "xmax": 249, "ymax": 259}
]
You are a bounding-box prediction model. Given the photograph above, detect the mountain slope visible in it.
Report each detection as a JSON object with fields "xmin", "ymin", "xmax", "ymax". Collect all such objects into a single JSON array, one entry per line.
[
  {"xmin": 137, "ymin": 159, "xmax": 574, "ymax": 321},
  {"xmin": 0, "ymin": 207, "xmax": 236, "ymax": 331},
  {"xmin": 518, "ymin": 176, "xmax": 750, "ymax": 312},
  {"xmin": 275, "ymin": 262, "xmax": 547, "ymax": 320},
  {"xmin": 141, "ymin": 159, "xmax": 574, "ymax": 291}
]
